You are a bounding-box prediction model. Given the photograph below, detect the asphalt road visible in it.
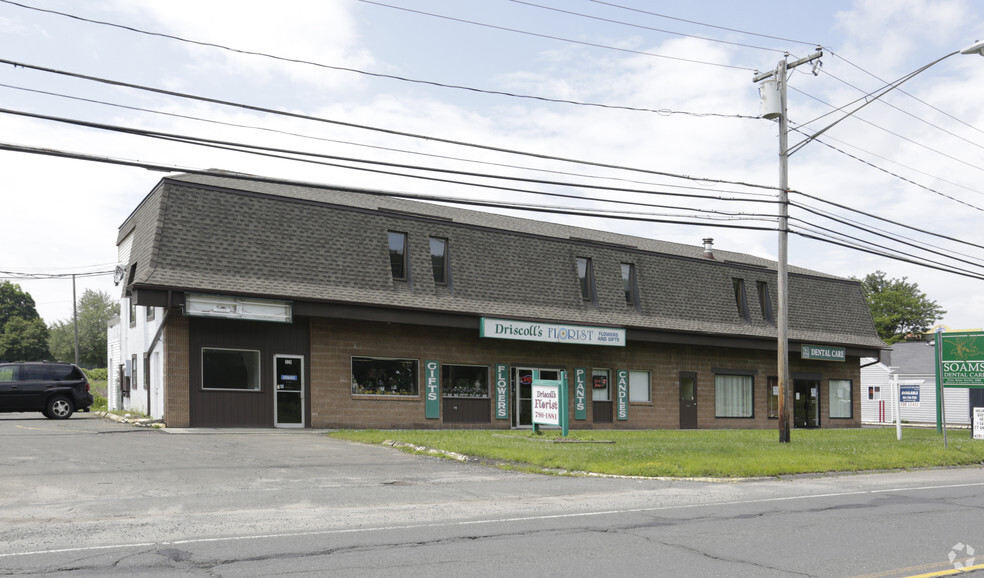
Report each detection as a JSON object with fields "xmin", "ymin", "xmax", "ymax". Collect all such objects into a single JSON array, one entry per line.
[{"xmin": 1, "ymin": 413, "xmax": 983, "ymax": 577}]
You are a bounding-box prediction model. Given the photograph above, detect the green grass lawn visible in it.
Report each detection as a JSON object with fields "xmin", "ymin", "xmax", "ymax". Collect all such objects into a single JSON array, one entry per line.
[{"xmin": 328, "ymin": 428, "xmax": 984, "ymax": 478}]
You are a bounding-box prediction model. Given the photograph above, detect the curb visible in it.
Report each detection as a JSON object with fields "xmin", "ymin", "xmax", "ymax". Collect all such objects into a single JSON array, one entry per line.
[{"xmin": 95, "ymin": 410, "xmax": 165, "ymax": 429}]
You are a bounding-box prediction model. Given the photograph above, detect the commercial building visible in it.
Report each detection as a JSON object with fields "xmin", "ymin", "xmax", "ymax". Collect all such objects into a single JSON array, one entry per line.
[{"xmin": 111, "ymin": 172, "xmax": 885, "ymax": 429}]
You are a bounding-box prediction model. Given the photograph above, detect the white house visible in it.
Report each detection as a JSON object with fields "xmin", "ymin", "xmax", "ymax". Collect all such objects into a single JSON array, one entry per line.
[
  {"xmin": 860, "ymin": 340, "xmax": 976, "ymax": 426},
  {"xmin": 105, "ymin": 228, "xmax": 166, "ymax": 419}
]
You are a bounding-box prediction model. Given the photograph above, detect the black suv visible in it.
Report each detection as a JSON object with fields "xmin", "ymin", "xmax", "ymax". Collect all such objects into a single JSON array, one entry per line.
[{"xmin": 0, "ymin": 361, "xmax": 94, "ymax": 419}]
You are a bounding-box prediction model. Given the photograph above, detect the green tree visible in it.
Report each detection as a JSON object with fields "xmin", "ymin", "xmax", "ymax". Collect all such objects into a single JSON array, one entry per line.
[
  {"xmin": 0, "ymin": 281, "xmax": 41, "ymax": 333},
  {"xmin": 47, "ymin": 289, "xmax": 119, "ymax": 367},
  {"xmin": 47, "ymin": 319, "xmax": 75, "ymax": 363},
  {"xmin": 0, "ymin": 316, "xmax": 50, "ymax": 361},
  {"xmin": 856, "ymin": 270, "xmax": 945, "ymax": 344}
]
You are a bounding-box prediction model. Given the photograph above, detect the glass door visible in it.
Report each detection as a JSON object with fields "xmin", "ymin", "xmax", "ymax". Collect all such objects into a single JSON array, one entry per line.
[
  {"xmin": 793, "ymin": 379, "xmax": 819, "ymax": 428},
  {"xmin": 274, "ymin": 354, "xmax": 304, "ymax": 428},
  {"xmin": 513, "ymin": 367, "xmax": 559, "ymax": 428}
]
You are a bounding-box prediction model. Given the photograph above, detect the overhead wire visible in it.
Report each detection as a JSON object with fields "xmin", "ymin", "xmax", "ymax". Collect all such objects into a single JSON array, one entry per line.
[
  {"xmin": 506, "ymin": 0, "xmax": 787, "ymax": 54},
  {"xmin": 0, "ymin": 58, "xmax": 779, "ymax": 193},
  {"xmin": 0, "ymin": 81, "xmax": 770, "ymax": 198},
  {"xmin": 4, "ymin": 138, "xmax": 984, "ymax": 281},
  {"xmin": 0, "ymin": 107, "xmax": 780, "ymax": 218},
  {"xmin": 789, "ymin": 125, "xmax": 984, "ymax": 202},
  {"xmin": 795, "ymin": 130, "xmax": 984, "ymax": 212},
  {"xmin": 355, "ymin": 0, "xmax": 754, "ymax": 71},
  {"xmin": 3, "ymin": 1, "xmax": 983, "ymax": 283},
  {"xmin": 0, "ymin": 141, "xmax": 780, "ymax": 234},
  {"xmin": 587, "ymin": 0, "xmax": 820, "ymax": 47},
  {"xmin": 0, "ymin": 0, "xmax": 752, "ymax": 118}
]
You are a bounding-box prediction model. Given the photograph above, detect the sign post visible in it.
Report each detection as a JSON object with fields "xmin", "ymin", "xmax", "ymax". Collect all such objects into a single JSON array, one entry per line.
[{"xmin": 531, "ymin": 370, "xmax": 568, "ymax": 436}]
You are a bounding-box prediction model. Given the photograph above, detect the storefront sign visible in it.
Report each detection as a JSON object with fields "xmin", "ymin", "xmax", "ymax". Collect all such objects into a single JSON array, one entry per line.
[
  {"xmin": 479, "ymin": 318, "xmax": 625, "ymax": 347},
  {"xmin": 616, "ymin": 369, "xmax": 628, "ymax": 421},
  {"xmin": 531, "ymin": 370, "xmax": 569, "ymax": 435},
  {"xmin": 974, "ymin": 407, "xmax": 984, "ymax": 440},
  {"xmin": 532, "ymin": 384, "xmax": 560, "ymax": 426},
  {"xmin": 574, "ymin": 367, "xmax": 587, "ymax": 420},
  {"xmin": 425, "ymin": 360, "xmax": 439, "ymax": 419},
  {"xmin": 938, "ymin": 332, "xmax": 984, "ymax": 387},
  {"xmin": 185, "ymin": 293, "xmax": 292, "ymax": 323},
  {"xmin": 495, "ymin": 364, "xmax": 509, "ymax": 420},
  {"xmin": 800, "ymin": 344, "xmax": 846, "ymax": 362}
]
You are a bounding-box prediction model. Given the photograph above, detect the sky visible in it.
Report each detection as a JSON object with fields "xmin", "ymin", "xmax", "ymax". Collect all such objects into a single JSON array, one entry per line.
[{"xmin": 1, "ymin": 0, "xmax": 983, "ymax": 334}]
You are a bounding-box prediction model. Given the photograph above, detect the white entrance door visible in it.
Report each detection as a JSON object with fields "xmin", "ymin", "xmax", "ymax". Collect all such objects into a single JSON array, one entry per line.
[{"xmin": 274, "ymin": 354, "xmax": 304, "ymax": 428}]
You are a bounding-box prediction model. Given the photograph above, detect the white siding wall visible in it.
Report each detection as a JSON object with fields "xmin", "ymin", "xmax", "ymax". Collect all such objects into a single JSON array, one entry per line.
[
  {"xmin": 119, "ymin": 297, "xmax": 166, "ymax": 420},
  {"xmin": 860, "ymin": 361, "xmax": 970, "ymax": 425},
  {"xmin": 106, "ymin": 317, "xmax": 121, "ymax": 411},
  {"xmin": 860, "ymin": 362, "xmax": 892, "ymax": 423}
]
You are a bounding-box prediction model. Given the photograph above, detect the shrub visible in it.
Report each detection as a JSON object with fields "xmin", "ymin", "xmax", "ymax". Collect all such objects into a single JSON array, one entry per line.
[
  {"xmin": 91, "ymin": 394, "xmax": 108, "ymax": 411},
  {"xmin": 84, "ymin": 367, "xmax": 108, "ymax": 381}
]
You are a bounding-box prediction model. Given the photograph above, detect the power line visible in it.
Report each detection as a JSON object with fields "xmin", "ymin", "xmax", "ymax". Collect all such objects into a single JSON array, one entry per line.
[
  {"xmin": 0, "ymin": 270, "xmax": 113, "ymax": 279},
  {"xmin": 0, "ymin": 58, "xmax": 779, "ymax": 192},
  {"xmin": 0, "ymin": 106, "xmax": 778, "ymax": 209},
  {"xmin": 791, "ymin": 126, "xmax": 984, "ymax": 202},
  {"xmin": 822, "ymin": 49, "xmax": 984, "ymax": 141},
  {"xmin": 506, "ymin": 0, "xmax": 787, "ymax": 54},
  {"xmin": 5, "ymin": 139, "xmax": 984, "ymax": 283},
  {"xmin": 355, "ymin": 0, "xmax": 754, "ymax": 71},
  {"xmin": 799, "ymin": 132, "xmax": 984, "ymax": 212},
  {"xmin": 0, "ymin": 0, "xmax": 751, "ymax": 118},
  {"xmin": 587, "ymin": 0, "xmax": 820, "ymax": 48},
  {"xmin": 0, "ymin": 81, "xmax": 766, "ymax": 198}
]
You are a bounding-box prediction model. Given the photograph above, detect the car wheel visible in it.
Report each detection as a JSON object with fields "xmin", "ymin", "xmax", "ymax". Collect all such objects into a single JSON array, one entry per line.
[{"xmin": 46, "ymin": 397, "xmax": 74, "ymax": 420}]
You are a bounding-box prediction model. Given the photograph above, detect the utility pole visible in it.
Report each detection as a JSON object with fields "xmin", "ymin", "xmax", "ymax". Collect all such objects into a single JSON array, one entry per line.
[
  {"xmin": 753, "ymin": 48, "xmax": 822, "ymax": 443},
  {"xmin": 72, "ymin": 273, "xmax": 80, "ymax": 365}
]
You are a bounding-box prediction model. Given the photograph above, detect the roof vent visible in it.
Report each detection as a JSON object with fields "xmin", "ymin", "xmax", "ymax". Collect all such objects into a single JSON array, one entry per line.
[{"xmin": 702, "ymin": 238, "xmax": 716, "ymax": 260}]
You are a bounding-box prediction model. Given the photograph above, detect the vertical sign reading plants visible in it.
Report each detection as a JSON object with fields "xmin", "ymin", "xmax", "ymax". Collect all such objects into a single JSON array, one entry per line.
[
  {"xmin": 616, "ymin": 369, "xmax": 629, "ymax": 421},
  {"xmin": 574, "ymin": 367, "xmax": 587, "ymax": 420},
  {"xmin": 495, "ymin": 364, "xmax": 509, "ymax": 420}
]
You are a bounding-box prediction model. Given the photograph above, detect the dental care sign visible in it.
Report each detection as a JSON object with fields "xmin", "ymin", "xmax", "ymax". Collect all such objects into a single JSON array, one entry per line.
[{"xmin": 480, "ymin": 318, "xmax": 625, "ymax": 347}]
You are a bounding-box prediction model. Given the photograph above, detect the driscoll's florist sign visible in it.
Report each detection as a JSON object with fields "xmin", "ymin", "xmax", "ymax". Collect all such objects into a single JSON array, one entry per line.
[{"xmin": 480, "ymin": 318, "xmax": 625, "ymax": 347}]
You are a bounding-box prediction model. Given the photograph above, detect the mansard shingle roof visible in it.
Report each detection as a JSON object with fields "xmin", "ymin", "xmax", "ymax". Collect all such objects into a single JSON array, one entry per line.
[{"xmin": 118, "ymin": 172, "xmax": 885, "ymax": 350}]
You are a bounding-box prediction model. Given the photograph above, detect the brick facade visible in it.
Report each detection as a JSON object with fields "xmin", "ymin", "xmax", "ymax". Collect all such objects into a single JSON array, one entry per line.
[
  {"xmin": 163, "ymin": 313, "xmax": 191, "ymax": 428},
  {"xmin": 305, "ymin": 317, "xmax": 861, "ymax": 430}
]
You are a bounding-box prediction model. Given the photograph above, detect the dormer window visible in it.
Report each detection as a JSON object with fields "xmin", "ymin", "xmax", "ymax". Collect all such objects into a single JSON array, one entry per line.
[
  {"xmin": 757, "ymin": 281, "xmax": 774, "ymax": 324},
  {"xmin": 388, "ymin": 231, "xmax": 408, "ymax": 280},
  {"xmin": 621, "ymin": 263, "xmax": 638, "ymax": 306},
  {"xmin": 576, "ymin": 257, "xmax": 595, "ymax": 303},
  {"xmin": 430, "ymin": 237, "xmax": 448, "ymax": 285},
  {"xmin": 733, "ymin": 278, "xmax": 750, "ymax": 322}
]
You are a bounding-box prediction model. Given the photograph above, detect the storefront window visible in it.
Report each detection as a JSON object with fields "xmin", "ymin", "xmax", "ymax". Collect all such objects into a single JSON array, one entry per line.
[
  {"xmin": 715, "ymin": 374, "xmax": 753, "ymax": 418},
  {"xmin": 202, "ymin": 348, "xmax": 260, "ymax": 391},
  {"xmin": 441, "ymin": 365, "xmax": 489, "ymax": 397},
  {"xmin": 830, "ymin": 379, "xmax": 853, "ymax": 418},
  {"xmin": 629, "ymin": 370, "xmax": 650, "ymax": 402},
  {"xmin": 592, "ymin": 369, "xmax": 610, "ymax": 401},
  {"xmin": 351, "ymin": 357, "xmax": 418, "ymax": 396}
]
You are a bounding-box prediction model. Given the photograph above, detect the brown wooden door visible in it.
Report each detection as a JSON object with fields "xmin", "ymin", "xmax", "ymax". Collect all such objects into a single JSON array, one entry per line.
[{"xmin": 679, "ymin": 373, "xmax": 698, "ymax": 429}]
